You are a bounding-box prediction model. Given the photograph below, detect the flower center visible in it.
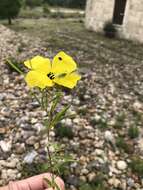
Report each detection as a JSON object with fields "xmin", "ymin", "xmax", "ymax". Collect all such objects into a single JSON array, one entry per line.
[{"xmin": 47, "ymin": 72, "xmax": 55, "ymax": 80}]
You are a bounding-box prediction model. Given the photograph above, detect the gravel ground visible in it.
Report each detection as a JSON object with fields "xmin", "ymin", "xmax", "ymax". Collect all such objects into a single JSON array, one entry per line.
[{"xmin": 0, "ymin": 23, "xmax": 143, "ymax": 190}]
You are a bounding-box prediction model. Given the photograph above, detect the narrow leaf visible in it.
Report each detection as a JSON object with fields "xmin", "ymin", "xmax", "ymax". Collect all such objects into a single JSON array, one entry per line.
[
  {"xmin": 44, "ymin": 177, "xmax": 53, "ymax": 187},
  {"xmin": 6, "ymin": 59, "xmax": 24, "ymax": 75},
  {"xmin": 51, "ymin": 92, "xmax": 62, "ymax": 113},
  {"xmin": 51, "ymin": 105, "xmax": 70, "ymax": 127}
]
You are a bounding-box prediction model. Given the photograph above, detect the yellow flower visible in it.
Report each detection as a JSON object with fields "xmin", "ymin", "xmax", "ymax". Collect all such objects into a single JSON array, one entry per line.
[{"xmin": 24, "ymin": 51, "xmax": 81, "ymax": 89}]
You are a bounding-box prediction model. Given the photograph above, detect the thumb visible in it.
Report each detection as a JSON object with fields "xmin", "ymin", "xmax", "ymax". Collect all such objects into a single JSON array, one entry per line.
[{"xmin": 3, "ymin": 173, "xmax": 65, "ymax": 190}]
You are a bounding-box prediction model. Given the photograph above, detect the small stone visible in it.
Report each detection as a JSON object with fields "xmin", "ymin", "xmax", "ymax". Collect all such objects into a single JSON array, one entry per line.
[
  {"xmin": 33, "ymin": 123, "xmax": 44, "ymax": 132},
  {"xmin": 73, "ymin": 118, "xmax": 80, "ymax": 124},
  {"xmin": 79, "ymin": 176, "xmax": 87, "ymax": 182},
  {"xmin": 81, "ymin": 168, "xmax": 89, "ymax": 175},
  {"xmin": 104, "ymin": 131, "xmax": 115, "ymax": 143},
  {"xmin": 6, "ymin": 159, "xmax": 18, "ymax": 168},
  {"xmin": 67, "ymin": 175, "xmax": 79, "ymax": 186},
  {"xmin": 117, "ymin": 160, "xmax": 127, "ymax": 170},
  {"xmin": 0, "ymin": 140, "xmax": 11, "ymax": 152},
  {"xmin": 15, "ymin": 143, "xmax": 25, "ymax": 154},
  {"xmin": 84, "ymin": 94, "xmax": 90, "ymax": 100},
  {"xmin": 87, "ymin": 172, "xmax": 96, "ymax": 182},
  {"xmin": 108, "ymin": 177, "xmax": 121, "ymax": 188},
  {"xmin": 7, "ymin": 169, "xmax": 18, "ymax": 180},
  {"xmin": 133, "ymin": 101, "xmax": 142, "ymax": 112},
  {"xmin": 95, "ymin": 149, "xmax": 104, "ymax": 156},
  {"xmin": 24, "ymin": 150, "xmax": 38, "ymax": 164},
  {"xmin": 120, "ymin": 179, "xmax": 127, "ymax": 190},
  {"xmin": 94, "ymin": 114, "xmax": 101, "ymax": 121},
  {"xmin": 34, "ymin": 143, "xmax": 40, "ymax": 150},
  {"xmin": 127, "ymin": 178, "xmax": 135, "ymax": 187},
  {"xmin": 31, "ymin": 118, "xmax": 38, "ymax": 124},
  {"xmin": 65, "ymin": 118, "xmax": 72, "ymax": 127},
  {"xmin": 71, "ymin": 162, "xmax": 78, "ymax": 168},
  {"xmin": 26, "ymin": 136, "xmax": 37, "ymax": 145},
  {"xmin": 49, "ymin": 131, "xmax": 55, "ymax": 137},
  {"xmin": 1, "ymin": 169, "xmax": 7, "ymax": 180},
  {"xmin": 0, "ymin": 128, "xmax": 6, "ymax": 134},
  {"xmin": 73, "ymin": 99, "xmax": 80, "ymax": 105}
]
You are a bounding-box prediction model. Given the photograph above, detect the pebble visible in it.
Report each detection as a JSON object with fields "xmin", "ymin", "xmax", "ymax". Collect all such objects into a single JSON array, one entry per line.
[
  {"xmin": 65, "ymin": 118, "xmax": 72, "ymax": 126},
  {"xmin": 0, "ymin": 140, "xmax": 11, "ymax": 152},
  {"xmin": 117, "ymin": 161, "xmax": 127, "ymax": 170},
  {"xmin": 26, "ymin": 136, "xmax": 38, "ymax": 145},
  {"xmin": 73, "ymin": 118, "xmax": 80, "ymax": 124},
  {"xmin": 108, "ymin": 177, "xmax": 121, "ymax": 188},
  {"xmin": 67, "ymin": 176, "xmax": 79, "ymax": 186},
  {"xmin": 6, "ymin": 159, "xmax": 18, "ymax": 168},
  {"xmin": 15, "ymin": 143, "xmax": 26, "ymax": 154},
  {"xmin": 23, "ymin": 150, "xmax": 38, "ymax": 164},
  {"xmin": 33, "ymin": 123, "xmax": 44, "ymax": 132},
  {"xmin": 127, "ymin": 178, "xmax": 135, "ymax": 187},
  {"xmin": 87, "ymin": 172, "xmax": 96, "ymax": 182},
  {"xmin": 95, "ymin": 148, "xmax": 104, "ymax": 156},
  {"xmin": 81, "ymin": 168, "xmax": 89, "ymax": 175},
  {"xmin": 104, "ymin": 131, "xmax": 115, "ymax": 143}
]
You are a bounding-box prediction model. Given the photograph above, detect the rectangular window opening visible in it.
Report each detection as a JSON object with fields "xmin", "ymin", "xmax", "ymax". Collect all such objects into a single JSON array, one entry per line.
[{"xmin": 113, "ymin": 0, "xmax": 127, "ymax": 25}]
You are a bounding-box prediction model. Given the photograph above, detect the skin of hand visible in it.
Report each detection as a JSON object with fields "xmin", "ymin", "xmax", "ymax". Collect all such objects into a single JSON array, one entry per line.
[{"xmin": 0, "ymin": 173, "xmax": 65, "ymax": 190}]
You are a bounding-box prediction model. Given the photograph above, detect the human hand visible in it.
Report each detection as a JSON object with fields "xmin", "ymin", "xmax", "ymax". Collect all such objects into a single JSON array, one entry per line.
[{"xmin": 0, "ymin": 173, "xmax": 65, "ymax": 190}]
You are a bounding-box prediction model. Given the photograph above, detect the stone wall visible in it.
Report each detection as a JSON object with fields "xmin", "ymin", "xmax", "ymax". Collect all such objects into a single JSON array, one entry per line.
[
  {"xmin": 123, "ymin": 0, "xmax": 143, "ymax": 42},
  {"xmin": 85, "ymin": 0, "xmax": 143, "ymax": 43},
  {"xmin": 85, "ymin": 0, "xmax": 115, "ymax": 32}
]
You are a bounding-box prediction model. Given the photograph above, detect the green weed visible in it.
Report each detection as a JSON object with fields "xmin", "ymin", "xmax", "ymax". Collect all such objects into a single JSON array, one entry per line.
[
  {"xmin": 128, "ymin": 126, "xmax": 139, "ymax": 139},
  {"xmin": 130, "ymin": 156, "xmax": 143, "ymax": 177}
]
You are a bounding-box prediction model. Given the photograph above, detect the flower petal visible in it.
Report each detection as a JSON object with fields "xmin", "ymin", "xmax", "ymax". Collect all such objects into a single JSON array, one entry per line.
[
  {"xmin": 24, "ymin": 56, "xmax": 51, "ymax": 74},
  {"xmin": 25, "ymin": 71, "xmax": 54, "ymax": 89},
  {"xmin": 54, "ymin": 72, "xmax": 81, "ymax": 89},
  {"xmin": 51, "ymin": 52, "xmax": 77, "ymax": 74}
]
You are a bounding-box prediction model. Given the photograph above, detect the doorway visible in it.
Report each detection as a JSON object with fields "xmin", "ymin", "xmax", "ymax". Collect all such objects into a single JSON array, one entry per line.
[{"xmin": 113, "ymin": 0, "xmax": 127, "ymax": 25}]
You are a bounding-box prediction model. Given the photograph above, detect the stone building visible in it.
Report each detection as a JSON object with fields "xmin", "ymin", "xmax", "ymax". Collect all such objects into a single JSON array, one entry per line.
[{"xmin": 85, "ymin": 0, "xmax": 143, "ymax": 42}]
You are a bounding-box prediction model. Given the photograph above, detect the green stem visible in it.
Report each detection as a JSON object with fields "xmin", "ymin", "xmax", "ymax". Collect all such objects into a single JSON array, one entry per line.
[
  {"xmin": 41, "ymin": 89, "xmax": 45, "ymax": 110},
  {"xmin": 32, "ymin": 92, "xmax": 41, "ymax": 105}
]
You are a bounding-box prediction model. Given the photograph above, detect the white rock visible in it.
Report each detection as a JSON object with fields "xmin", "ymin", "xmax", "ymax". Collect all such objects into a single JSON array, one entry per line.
[
  {"xmin": 0, "ymin": 140, "xmax": 11, "ymax": 152},
  {"xmin": 33, "ymin": 123, "xmax": 43, "ymax": 132},
  {"xmin": 117, "ymin": 161, "xmax": 127, "ymax": 170},
  {"xmin": 15, "ymin": 143, "xmax": 26, "ymax": 154},
  {"xmin": 65, "ymin": 118, "xmax": 72, "ymax": 126},
  {"xmin": 87, "ymin": 172, "xmax": 96, "ymax": 182},
  {"xmin": 133, "ymin": 101, "xmax": 142, "ymax": 112},
  {"xmin": 24, "ymin": 150, "xmax": 38, "ymax": 164},
  {"xmin": 108, "ymin": 177, "xmax": 121, "ymax": 188},
  {"xmin": 26, "ymin": 136, "xmax": 37, "ymax": 145},
  {"xmin": 73, "ymin": 99, "xmax": 80, "ymax": 105},
  {"xmin": 127, "ymin": 178, "xmax": 135, "ymax": 187},
  {"xmin": 73, "ymin": 118, "xmax": 80, "ymax": 124},
  {"xmin": 81, "ymin": 168, "xmax": 89, "ymax": 175},
  {"xmin": 7, "ymin": 169, "xmax": 18, "ymax": 180},
  {"xmin": 31, "ymin": 118, "xmax": 38, "ymax": 124},
  {"xmin": 84, "ymin": 94, "xmax": 90, "ymax": 100},
  {"xmin": 95, "ymin": 149, "xmax": 104, "ymax": 156},
  {"xmin": 1, "ymin": 169, "xmax": 7, "ymax": 180},
  {"xmin": 94, "ymin": 114, "xmax": 101, "ymax": 121},
  {"xmin": 6, "ymin": 158, "xmax": 18, "ymax": 168},
  {"xmin": 104, "ymin": 131, "xmax": 115, "ymax": 143}
]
